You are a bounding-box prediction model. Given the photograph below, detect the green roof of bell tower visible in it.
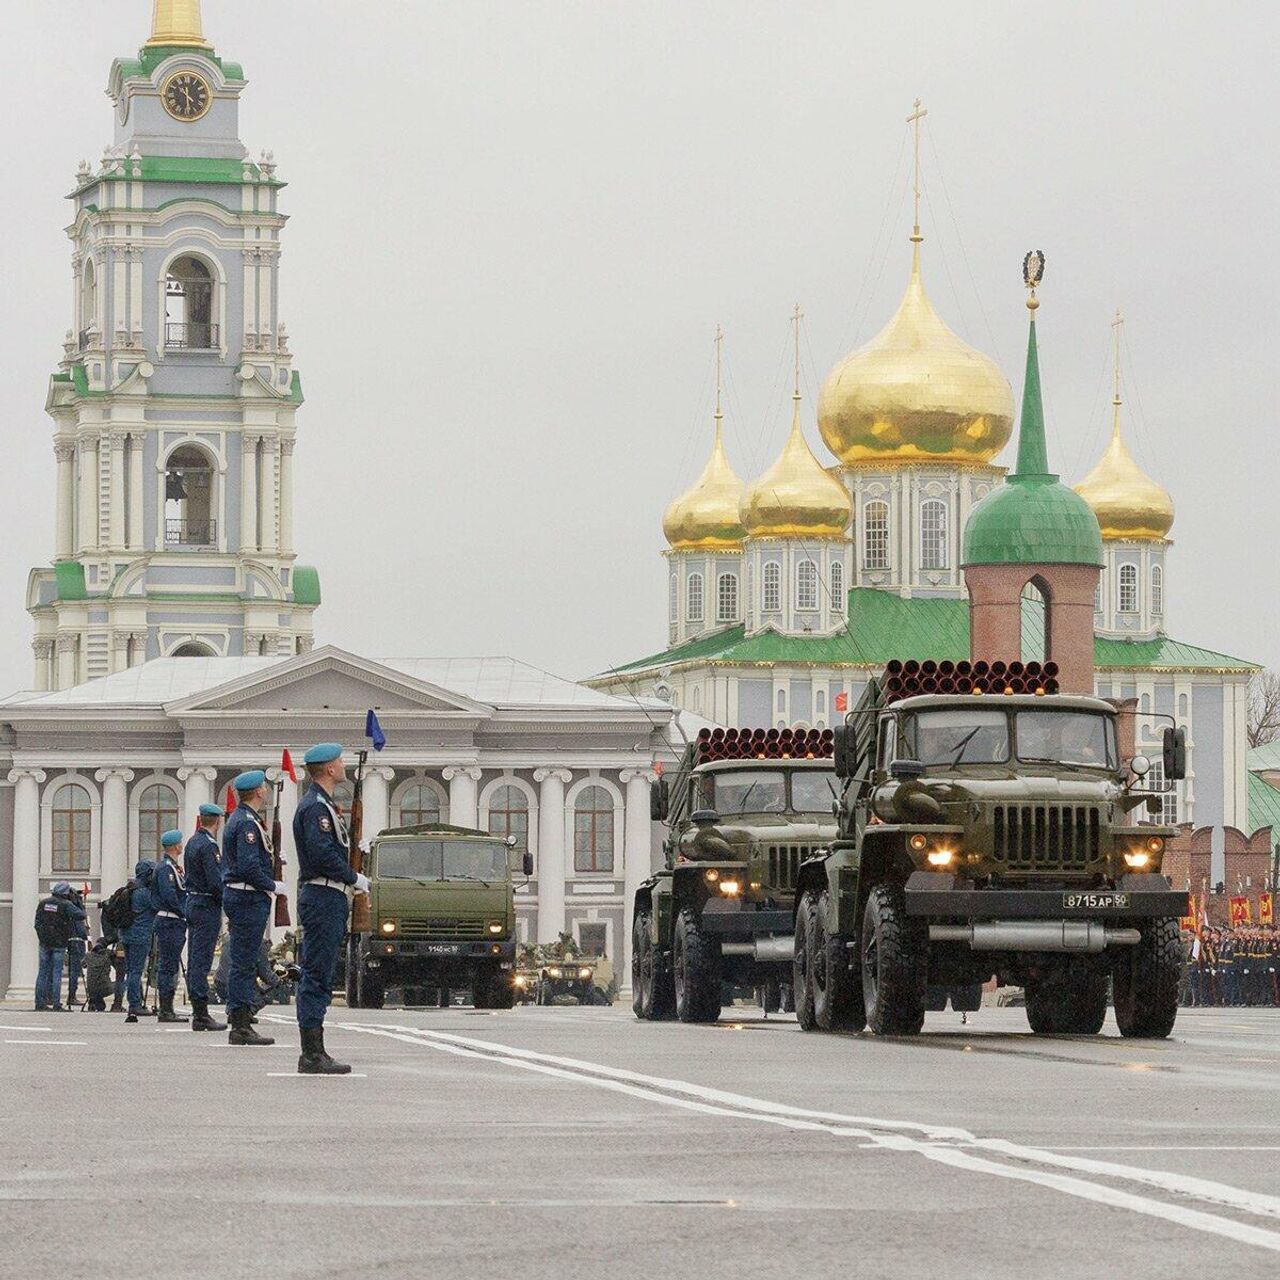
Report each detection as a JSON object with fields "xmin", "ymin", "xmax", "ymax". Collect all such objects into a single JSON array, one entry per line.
[{"xmin": 962, "ymin": 283, "xmax": 1104, "ymax": 568}]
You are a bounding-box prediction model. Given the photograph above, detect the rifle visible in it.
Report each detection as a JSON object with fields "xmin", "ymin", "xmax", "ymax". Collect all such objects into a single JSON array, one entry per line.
[
  {"xmin": 348, "ymin": 749, "xmax": 370, "ymax": 932},
  {"xmin": 270, "ymin": 776, "xmax": 291, "ymax": 928}
]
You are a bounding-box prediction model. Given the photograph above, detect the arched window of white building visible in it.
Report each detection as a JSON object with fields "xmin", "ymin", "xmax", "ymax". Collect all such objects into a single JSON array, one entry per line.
[
  {"xmin": 52, "ymin": 783, "xmax": 93, "ymax": 873},
  {"xmin": 762, "ymin": 562, "xmax": 781, "ymax": 613},
  {"xmin": 1094, "ymin": 572, "xmax": 1103, "ymax": 613},
  {"xmin": 80, "ymin": 259, "xmax": 97, "ymax": 345},
  {"xmin": 165, "ymin": 255, "xmax": 217, "ymax": 349},
  {"xmin": 164, "ymin": 444, "xmax": 216, "ymax": 549},
  {"xmin": 668, "ymin": 574, "xmax": 678, "ymax": 624},
  {"xmin": 863, "ymin": 500, "xmax": 890, "ymax": 570},
  {"xmin": 830, "ymin": 560, "xmax": 844, "ymax": 611},
  {"xmin": 717, "ymin": 572, "xmax": 738, "ymax": 623},
  {"xmin": 1118, "ymin": 563, "xmax": 1138, "ymax": 613},
  {"xmin": 487, "ymin": 784, "xmax": 530, "ymax": 860},
  {"xmin": 686, "ymin": 572, "xmax": 704, "ymax": 622},
  {"xmin": 920, "ymin": 500, "xmax": 948, "ymax": 570},
  {"xmin": 573, "ymin": 785, "xmax": 615, "ymax": 873},
  {"xmin": 1151, "ymin": 564, "xmax": 1163, "ymax": 616},
  {"xmin": 137, "ymin": 783, "xmax": 180, "ymax": 860},
  {"xmin": 796, "ymin": 560, "xmax": 818, "ymax": 611},
  {"xmin": 397, "ymin": 782, "xmax": 441, "ymax": 828},
  {"xmin": 776, "ymin": 687, "xmax": 787, "ymax": 715}
]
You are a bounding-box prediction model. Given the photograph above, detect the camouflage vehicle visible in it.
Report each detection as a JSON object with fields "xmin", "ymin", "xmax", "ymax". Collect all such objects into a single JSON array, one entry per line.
[
  {"xmin": 344, "ymin": 823, "xmax": 533, "ymax": 1010},
  {"xmin": 793, "ymin": 662, "xmax": 1189, "ymax": 1038},
  {"xmin": 512, "ymin": 967, "xmax": 539, "ymax": 1004},
  {"xmin": 535, "ymin": 961, "xmax": 597, "ymax": 1005},
  {"xmin": 632, "ymin": 728, "xmax": 839, "ymax": 1023}
]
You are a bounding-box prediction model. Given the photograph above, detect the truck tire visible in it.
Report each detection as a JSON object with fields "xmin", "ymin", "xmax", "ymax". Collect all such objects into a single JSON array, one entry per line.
[
  {"xmin": 1113, "ymin": 917, "xmax": 1182, "ymax": 1039},
  {"xmin": 345, "ymin": 937, "xmax": 360, "ymax": 1009},
  {"xmin": 861, "ymin": 885, "xmax": 926, "ymax": 1036},
  {"xmin": 950, "ymin": 983, "xmax": 983, "ymax": 1014},
  {"xmin": 472, "ymin": 974, "xmax": 491, "ymax": 1010},
  {"xmin": 632, "ymin": 912, "xmax": 651, "ymax": 1019},
  {"xmin": 813, "ymin": 889, "xmax": 866, "ymax": 1033},
  {"xmin": 673, "ymin": 908, "xmax": 721, "ymax": 1023},
  {"xmin": 1026, "ymin": 963, "xmax": 1106, "ymax": 1034},
  {"xmin": 793, "ymin": 891, "xmax": 818, "ymax": 1031},
  {"xmin": 356, "ymin": 961, "xmax": 385, "ymax": 1011},
  {"xmin": 488, "ymin": 971, "xmax": 516, "ymax": 1010},
  {"xmin": 633, "ymin": 909, "xmax": 674, "ymax": 1020}
]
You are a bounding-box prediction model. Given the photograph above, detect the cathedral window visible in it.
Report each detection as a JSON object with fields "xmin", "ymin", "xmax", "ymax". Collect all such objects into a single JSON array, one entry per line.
[
  {"xmin": 164, "ymin": 445, "xmax": 215, "ymax": 549},
  {"xmin": 762, "ymin": 562, "xmax": 782, "ymax": 613},
  {"xmin": 51, "ymin": 783, "xmax": 93, "ymax": 873},
  {"xmin": 79, "ymin": 260, "xmax": 97, "ymax": 347},
  {"xmin": 165, "ymin": 255, "xmax": 218, "ymax": 349},
  {"xmin": 797, "ymin": 560, "xmax": 818, "ymax": 611},
  {"xmin": 487, "ymin": 785, "xmax": 530, "ymax": 860},
  {"xmin": 138, "ymin": 783, "xmax": 180, "ymax": 860},
  {"xmin": 669, "ymin": 574, "xmax": 678, "ymax": 624},
  {"xmin": 573, "ymin": 786, "xmax": 615, "ymax": 874},
  {"xmin": 830, "ymin": 560, "xmax": 845, "ymax": 611},
  {"xmin": 1145, "ymin": 759, "xmax": 1178, "ymax": 825},
  {"xmin": 920, "ymin": 500, "xmax": 948, "ymax": 570},
  {"xmin": 1118, "ymin": 563, "xmax": 1138, "ymax": 613},
  {"xmin": 863, "ymin": 501, "xmax": 889, "ymax": 570},
  {"xmin": 1151, "ymin": 565, "xmax": 1163, "ymax": 616},
  {"xmin": 716, "ymin": 572, "xmax": 738, "ymax": 623},
  {"xmin": 687, "ymin": 572, "xmax": 704, "ymax": 623},
  {"xmin": 397, "ymin": 782, "xmax": 441, "ymax": 828}
]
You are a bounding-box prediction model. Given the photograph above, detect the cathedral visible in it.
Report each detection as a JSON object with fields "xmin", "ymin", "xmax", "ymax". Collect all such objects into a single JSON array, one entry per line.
[{"xmin": 591, "ymin": 122, "xmax": 1258, "ymax": 842}]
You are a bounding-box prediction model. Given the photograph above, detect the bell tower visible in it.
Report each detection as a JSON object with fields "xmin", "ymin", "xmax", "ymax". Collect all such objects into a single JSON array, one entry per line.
[{"xmin": 27, "ymin": 0, "xmax": 321, "ymax": 690}]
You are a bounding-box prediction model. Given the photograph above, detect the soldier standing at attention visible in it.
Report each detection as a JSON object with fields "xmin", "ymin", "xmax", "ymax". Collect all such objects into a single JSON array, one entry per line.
[
  {"xmin": 222, "ymin": 770, "xmax": 285, "ymax": 1046},
  {"xmin": 154, "ymin": 830, "xmax": 190, "ymax": 1023},
  {"xmin": 294, "ymin": 743, "xmax": 369, "ymax": 1075},
  {"xmin": 185, "ymin": 803, "xmax": 227, "ymax": 1032}
]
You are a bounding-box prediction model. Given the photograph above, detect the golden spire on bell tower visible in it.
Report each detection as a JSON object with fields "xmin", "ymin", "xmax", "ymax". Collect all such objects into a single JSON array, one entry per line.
[{"xmin": 147, "ymin": 0, "xmax": 212, "ymax": 49}]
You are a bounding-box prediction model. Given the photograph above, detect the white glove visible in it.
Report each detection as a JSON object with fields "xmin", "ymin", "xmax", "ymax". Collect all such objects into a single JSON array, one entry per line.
[
  {"xmin": 353, "ymin": 873, "xmax": 371, "ymax": 895},
  {"xmin": 273, "ymin": 881, "xmax": 288, "ymax": 896}
]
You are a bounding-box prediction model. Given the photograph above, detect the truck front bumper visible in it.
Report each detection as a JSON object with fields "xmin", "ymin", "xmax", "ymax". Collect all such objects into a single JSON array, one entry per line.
[{"xmin": 364, "ymin": 938, "xmax": 517, "ymax": 962}]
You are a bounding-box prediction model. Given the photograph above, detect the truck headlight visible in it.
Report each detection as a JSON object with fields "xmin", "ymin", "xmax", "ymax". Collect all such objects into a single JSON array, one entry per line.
[
  {"xmin": 578, "ymin": 968, "xmax": 591, "ymax": 979},
  {"xmin": 1123, "ymin": 850, "xmax": 1151, "ymax": 869},
  {"xmin": 1145, "ymin": 835, "xmax": 1165, "ymax": 855},
  {"xmin": 926, "ymin": 849, "xmax": 955, "ymax": 868},
  {"xmin": 514, "ymin": 974, "xmax": 528, "ymax": 988},
  {"xmin": 548, "ymin": 967, "xmax": 562, "ymax": 979},
  {"xmin": 379, "ymin": 920, "xmax": 397, "ymax": 935},
  {"xmin": 718, "ymin": 879, "xmax": 742, "ymax": 896},
  {"xmin": 487, "ymin": 921, "xmax": 505, "ymax": 935},
  {"xmin": 909, "ymin": 834, "xmax": 929, "ymax": 853}
]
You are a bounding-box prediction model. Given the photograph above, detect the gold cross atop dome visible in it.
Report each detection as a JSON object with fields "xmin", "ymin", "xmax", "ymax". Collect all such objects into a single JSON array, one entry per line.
[
  {"xmin": 907, "ymin": 98, "xmax": 928, "ymax": 244},
  {"xmin": 147, "ymin": 0, "xmax": 212, "ymax": 49}
]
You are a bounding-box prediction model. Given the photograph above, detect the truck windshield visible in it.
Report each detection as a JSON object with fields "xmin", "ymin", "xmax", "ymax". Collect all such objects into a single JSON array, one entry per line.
[
  {"xmin": 1017, "ymin": 710, "xmax": 1116, "ymax": 768},
  {"xmin": 903, "ymin": 709, "xmax": 1010, "ymax": 766},
  {"xmin": 376, "ymin": 839, "xmax": 508, "ymax": 882},
  {"xmin": 790, "ymin": 771, "xmax": 838, "ymax": 814},
  {"xmin": 706, "ymin": 770, "xmax": 787, "ymax": 814}
]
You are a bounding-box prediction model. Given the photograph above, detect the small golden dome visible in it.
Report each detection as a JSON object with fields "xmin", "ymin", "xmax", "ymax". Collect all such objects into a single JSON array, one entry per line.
[
  {"xmin": 818, "ymin": 247, "xmax": 1015, "ymax": 466},
  {"xmin": 741, "ymin": 398, "xmax": 852, "ymax": 539},
  {"xmin": 1074, "ymin": 407, "xmax": 1174, "ymax": 541},
  {"xmin": 662, "ymin": 420, "xmax": 746, "ymax": 550}
]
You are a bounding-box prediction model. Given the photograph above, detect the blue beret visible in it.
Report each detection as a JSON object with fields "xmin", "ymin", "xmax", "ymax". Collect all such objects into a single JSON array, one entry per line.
[
  {"xmin": 198, "ymin": 804, "xmax": 225, "ymax": 818},
  {"xmin": 303, "ymin": 743, "xmax": 343, "ymax": 766},
  {"xmin": 233, "ymin": 769, "xmax": 266, "ymax": 792},
  {"xmin": 161, "ymin": 829, "xmax": 184, "ymax": 849}
]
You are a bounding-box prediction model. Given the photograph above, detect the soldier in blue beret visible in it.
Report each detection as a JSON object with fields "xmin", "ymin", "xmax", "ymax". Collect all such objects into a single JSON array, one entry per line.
[
  {"xmin": 221, "ymin": 771, "xmax": 283, "ymax": 1046},
  {"xmin": 185, "ymin": 803, "xmax": 227, "ymax": 1031},
  {"xmin": 154, "ymin": 830, "xmax": 190, "ymax": 1023},
  {"xmin": 293, "ymin": 743, "xmax": 369, "ymax": 1074}
]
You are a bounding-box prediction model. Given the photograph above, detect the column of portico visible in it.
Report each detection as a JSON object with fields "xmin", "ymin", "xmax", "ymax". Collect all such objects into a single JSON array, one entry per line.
[
  {"xmin": 363, "ymin": 767, "xmax": 396, "ymax": 840},
  {"xmin": 260, "ymin": 436, "xmax": 279, "ymax": 554},
  {"xmin": 534, "ymin": 768, "xmax": 571, "ymax": 943},
  {"xmin": 8, "ymin": 769, "xmax": 47, "ymax": 998},
  {"xmin": 278, "ymin": 438, "xmax": 295, "ymax": 553},
  {"xmin": 240, "ymin": 433, "xmax": 259, "ymax": 551},
  {"xmin": 32, "ymin": 640, "xmax": 53, "ymax": 693},
  {"xmin": 127, "ymin": 433, "xmax": 145, "ymax": 549},
  {"xmin": 177, "ymin": 766, "xmax": 217, "ymax": 838},
  {"xmin": 443, "ymin": 766, "xmax": 482, "ymax": 829},
  {"xmin": 54, "ymin": 443, "xmax": 75, "ymax": 559},
  {"xmin": 620, "ymin": 769, "xmax": 657, "ymax": 987},
  {"xmin": 77, "ymin": 437, "xmax": 98, "ymax": 552},
  {"xmin": 55, "ymin": 634, "xmax": 78, "ymax": 691},
  {"xmin": 95, "ymin": 768, "xmax": 135, "ymax": 897},
  {"xmin": 107, "ymin": 432, "xmax": 126, "ymax": 549}
]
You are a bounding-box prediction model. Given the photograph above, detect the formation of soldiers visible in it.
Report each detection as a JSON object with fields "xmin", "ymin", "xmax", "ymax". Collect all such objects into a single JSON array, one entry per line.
[{"xmin": 1184, "ymin": 926, "xmax": 1280, "ymax": 1007}]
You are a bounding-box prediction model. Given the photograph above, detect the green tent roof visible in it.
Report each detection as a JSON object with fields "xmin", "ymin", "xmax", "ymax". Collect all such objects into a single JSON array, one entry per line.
[
  {"xmin": 292, "ymin": 565, "xmax": 321, "ymax": 606},
  {"xmin": 54, "ymin": 561, "xmax": 87, "ymax": 602}
]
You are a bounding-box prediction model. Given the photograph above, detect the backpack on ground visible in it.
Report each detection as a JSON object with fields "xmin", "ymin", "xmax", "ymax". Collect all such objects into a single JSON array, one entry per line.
[{"xmin": 101, "ymin": 882, "xmax": 136, "ymax": 932}]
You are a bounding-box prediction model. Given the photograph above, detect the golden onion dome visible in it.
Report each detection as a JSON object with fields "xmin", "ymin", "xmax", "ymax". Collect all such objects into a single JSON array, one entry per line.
[
  {"xmin": 818, "ymin": 246, "xmax": 1015, "ymax": 466},
  {"xmin": 740, "ymin": 397, "xmax": 852, "ymax": 539},
  {"xmin": 662, "ymin": 419, "xmax": 746, "ymax": 550},
  {"xmin": 1074, "ymin": 407, "xmax": 1174, "ymax": 541}
]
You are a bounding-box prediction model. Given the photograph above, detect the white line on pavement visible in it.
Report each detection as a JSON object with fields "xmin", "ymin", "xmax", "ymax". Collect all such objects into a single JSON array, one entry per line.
[
  {"xmin": 0, "ymin": 1025, "xmax": 52, "ymax": 1032},
  {"xmin": 4, "ymin": 1039, "xmax": 87, "ymax": 1046},
  {"xmin": 322, "ymin": 1019, "xmax": 1280, "ymax": 1255},
  {"xmin": 266, "ymin": 1072, "xmax": 368, "ymax": 1078}
]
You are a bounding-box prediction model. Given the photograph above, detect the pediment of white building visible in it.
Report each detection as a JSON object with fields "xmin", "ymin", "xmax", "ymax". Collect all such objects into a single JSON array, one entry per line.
[{"xmin": 165, "ymin": 646, "xmax": 492, "ymax": 718}]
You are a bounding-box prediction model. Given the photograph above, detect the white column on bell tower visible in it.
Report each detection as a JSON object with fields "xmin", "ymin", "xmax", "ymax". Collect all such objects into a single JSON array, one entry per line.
[
  {"xmin": 279, "ymin": 438, "xmax": 295, "ymax": 552},
  {"xmin": 108, "ymin": 431, "xmax": 127, "ymax": 549},
  {"xmin": 128, "ymin": 433, "xmax": 144, "ymax": 548},
  {"xmin": 240, "ymin": 433, "xmax": 258, "ymax": 551},
  {"xmin": 54, "ymin": 443, "xmax": 75, "ymax": 559},
  {"xmin": 77, "ymin": 437, "xmax": 98, "ymax": 552}
]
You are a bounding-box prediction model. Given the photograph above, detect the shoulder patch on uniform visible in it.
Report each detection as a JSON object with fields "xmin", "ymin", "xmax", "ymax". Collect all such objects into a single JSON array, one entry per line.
[
  {"xmin": 319, "ymin": 816, "xmax": 332, "ymax": 832},
  {"xmin": 245, "ymin": 830, "xmax": 256, "ymax": 844}
]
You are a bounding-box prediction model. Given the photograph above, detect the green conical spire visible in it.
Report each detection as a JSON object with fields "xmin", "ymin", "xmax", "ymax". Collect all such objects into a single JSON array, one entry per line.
[{"xmin": 1014, "ymin": 315, "xmax": 1050, "ymax": 477}]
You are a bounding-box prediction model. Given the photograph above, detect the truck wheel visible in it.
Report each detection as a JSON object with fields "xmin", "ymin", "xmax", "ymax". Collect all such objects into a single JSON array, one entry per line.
[
  {"xmin": 1026, "ymin": 964, "xmax": 1106, "ymax": 1034},
  {"xmin": 632, "ymin": 911, "xmax": 652, "ymax": 1019},
  {"xmin": 793, "ymin": 891, "xmax": 818, "ymax": 1031},
  {"xmin": 813, "ymin": 889, "xmax": 866, "ymax": 1033},
  {"xmin": 356, "ymin": 962, "xmax": 385, "ymax": 1011},
  {"xmin": 1113, "ymin": 918, "xmax": 1182, "ymax": 1039},
  {"xmin": 345, "ymin": 938, "xmax": 360, "ymax": 1009},
  {"xmin": 861, "ymin": 885, "xmax": 926, "ymax": 1036},
  {"xmin": 490, "ymin": 973, "xmax": 516, "ymax": 1010},
  {"xmin": 673, "ymin": 908, "xmax": 721, "ymax": 1023},
  {"xmin": 472, "ymin": 975, "xmax": 491, "ymax": 1010},
  {"xmin": 950, "ymin": 983, "xmax": 984, "ymax": 1014}
]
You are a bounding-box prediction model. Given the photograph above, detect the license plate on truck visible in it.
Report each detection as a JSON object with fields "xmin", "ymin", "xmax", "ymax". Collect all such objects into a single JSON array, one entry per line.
[
  {"xmin": 1062, "ymin": 891, "xmax": 1130, "ymax": 911},
  {"xmin": 423, "ymin": 943, "xmax": 461, "ymax": 955}
]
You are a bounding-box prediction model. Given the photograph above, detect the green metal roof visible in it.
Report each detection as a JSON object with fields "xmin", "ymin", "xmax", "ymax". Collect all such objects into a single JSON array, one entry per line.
[
  {"xmin": 115, "ymin": 46, "xmax": 245, "ymax": 83},
  {"xmin": 602, "ymin": 587, "xmax": 1256, "ymax": 677},
  {"xmin": 292, "ymin": 565, "xmax": 321, "ymax": 606},
  {"xmin": 54, "ymin": 561, "xmax": 87, "ymax": 602},
  {"xmin": 962, "ymin": 315, "xmax": 1104, "ymax": 568},
  {"xmin": 72, "ymin": 154, "xmax": 280, "ymax": 198},
  {"xmin": 1247, "ymin": 771, "xmax": 1280, "ymax": 850},
  {"xmin": 1249, "ymin": 742, "xmax": 1280, "ymax": 772}
]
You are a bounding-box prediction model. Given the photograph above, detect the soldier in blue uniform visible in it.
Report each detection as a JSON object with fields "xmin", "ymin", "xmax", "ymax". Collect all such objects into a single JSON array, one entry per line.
[
  {"xmin": 294, "ymin": 743, "xmax": 369, "ymax": 1075},
  {"xmin": 185, "ymin": 803, "xmax": 227, "ymax": 1032},
  {"xmin": 122, "ymin": 861, "xmax": 159, "ymax": 1023},
  {"xmin": 154, "ymin": 829, "xmax": 190, "ymax": 1023},
  {"xmin": 221, "ymin": 771, "xmax": 284, "ymax": 1046}
]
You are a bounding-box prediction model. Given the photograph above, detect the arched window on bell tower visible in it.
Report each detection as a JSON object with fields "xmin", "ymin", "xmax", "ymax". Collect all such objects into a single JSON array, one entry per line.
[
  {"xmin": 164, "ymin": 445, "xmax": 216, "ymax": 549},
  {"xmin": 165, "ymin": 255, "xmax": 217, "ymax": 350},
  {"xmin": 79, "ymin": 259, "xmax": 97, "ymax": 348}
]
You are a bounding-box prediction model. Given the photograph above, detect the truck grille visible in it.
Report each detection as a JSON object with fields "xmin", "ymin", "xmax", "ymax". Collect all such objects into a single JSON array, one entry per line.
[
  {"xmin": 397, "ymin": 918, "xmax": 487, "ymax": 940},
  {"xmin": 992, "ymin": 805, "xmax": 1101, "ymax": 872},
  {"xmin": 765, "ymin": 845, "xmax": 818, "ymax": 891}
]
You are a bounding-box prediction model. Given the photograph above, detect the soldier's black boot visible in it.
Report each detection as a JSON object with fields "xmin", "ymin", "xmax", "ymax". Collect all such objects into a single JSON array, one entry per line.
[
  {"xmin": 125, "ymin": 1008, "xmax": 139, "ymax": 1023},
  {"xmin": 298, "ymin": 1027, "xmax": 351, "ymax": 1075},
  {"xmin": 191, "ymin": 999, "xmax": 226, "ymax": 1032},
  {"xmin": 228, "ymin": 1007, "xmax": 275, "ymax": 1046},
  {"xmin": 158, "ymin": 993, "xmax": 189, "ymax": 1024}
]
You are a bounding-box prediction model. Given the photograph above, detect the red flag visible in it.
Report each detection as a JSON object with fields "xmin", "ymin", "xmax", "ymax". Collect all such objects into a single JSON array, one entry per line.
[
  {"xmin": 834, "ymin": 692, "xmax": 849, "ymax": 713},
  {"xmin": 281, "ymin": 748, "xmax": 298, "ymax": 784},
  {"xmin": 225, "ymin": 784, "xmax": 238, "ymax": 814}
]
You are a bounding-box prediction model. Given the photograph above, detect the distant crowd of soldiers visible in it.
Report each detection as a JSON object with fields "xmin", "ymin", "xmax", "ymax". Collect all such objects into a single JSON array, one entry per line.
[{"xmin": 1184, "ymin": 926, "xmax": 1280, "ymax": 1007}]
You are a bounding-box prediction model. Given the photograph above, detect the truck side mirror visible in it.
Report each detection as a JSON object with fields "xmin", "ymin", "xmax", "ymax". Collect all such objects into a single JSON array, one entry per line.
[
  {"xmin": 522, "ymin": 851, "xmax": 534, "ymax": 877},
  {"xmin": 650, "ymin": 777, "xmax": 669, "ymax": 822},
  {"xmin": 1162, "ymin": 727, "xmax": 1187, "ymax": 781},
  {"xmin": 833, "ymin": 725, "xmax": 850, "ymax": 779},
  {"xmin": 889, "ymin": 758, "xmax": 926, "ymax": 780}
]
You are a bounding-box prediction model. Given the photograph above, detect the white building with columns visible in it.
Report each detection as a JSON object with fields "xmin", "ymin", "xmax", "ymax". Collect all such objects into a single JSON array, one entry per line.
[{"xmin": 0, "ymin": 647, "xmax": 670, "ymax": 1001}]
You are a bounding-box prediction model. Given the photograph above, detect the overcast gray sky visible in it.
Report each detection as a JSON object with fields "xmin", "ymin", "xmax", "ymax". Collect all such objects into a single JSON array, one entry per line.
[{"xmin": 2, "ymin": 0, "xmax": 1276, "ymax": 693}]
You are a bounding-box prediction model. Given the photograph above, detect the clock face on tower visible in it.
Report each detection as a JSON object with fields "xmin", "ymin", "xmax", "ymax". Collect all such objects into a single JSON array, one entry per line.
[{"xmin": 160, "ymin": 71, "xmax": 213, "ymax": 122}]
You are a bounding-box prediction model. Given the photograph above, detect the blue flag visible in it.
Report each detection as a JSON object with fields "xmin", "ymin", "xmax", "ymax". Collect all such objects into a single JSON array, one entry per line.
[{"xmin": 365, "ymin": 709, "xmax": 387, "ymax": 751}]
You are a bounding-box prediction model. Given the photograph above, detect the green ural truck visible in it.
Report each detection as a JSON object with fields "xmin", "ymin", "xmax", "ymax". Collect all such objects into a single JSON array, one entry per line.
[
  {"xmin": 793, "ymin": 674, "xmax": 1189, "ymax": 1038},
  {"xmin": 345, "ymin": 823, "xmax": 533, "ymax": 1010},
  {"xmin": 632, "ymin": 729, "xmax": 840, "ymax": 1023}
]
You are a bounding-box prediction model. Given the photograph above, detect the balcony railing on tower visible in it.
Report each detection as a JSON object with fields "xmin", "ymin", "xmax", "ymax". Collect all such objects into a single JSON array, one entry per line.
[
  {"xmin": 164, "ymin": 322, "xmax": 220, "ymax": 350},
  {"xmin": 165, "ymin": 518, "xmax": 216, "ymax": 549}
]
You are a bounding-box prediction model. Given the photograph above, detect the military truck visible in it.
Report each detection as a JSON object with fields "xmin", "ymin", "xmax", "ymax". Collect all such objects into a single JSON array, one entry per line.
[
  {"xmin": 793, "ymin": 660, "xmax": 1189, "ymax": 1038},
  {"xmin": 535, "ymin": 961, "xmax": 597, "ymax": 1005},
  {"xmin": 344, "ymin": 822, "xmax": 533, "ymax": 1010},
  {"xmin": 632, "ymin": 727, "xmax": 840, "ymax": 1023}
]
